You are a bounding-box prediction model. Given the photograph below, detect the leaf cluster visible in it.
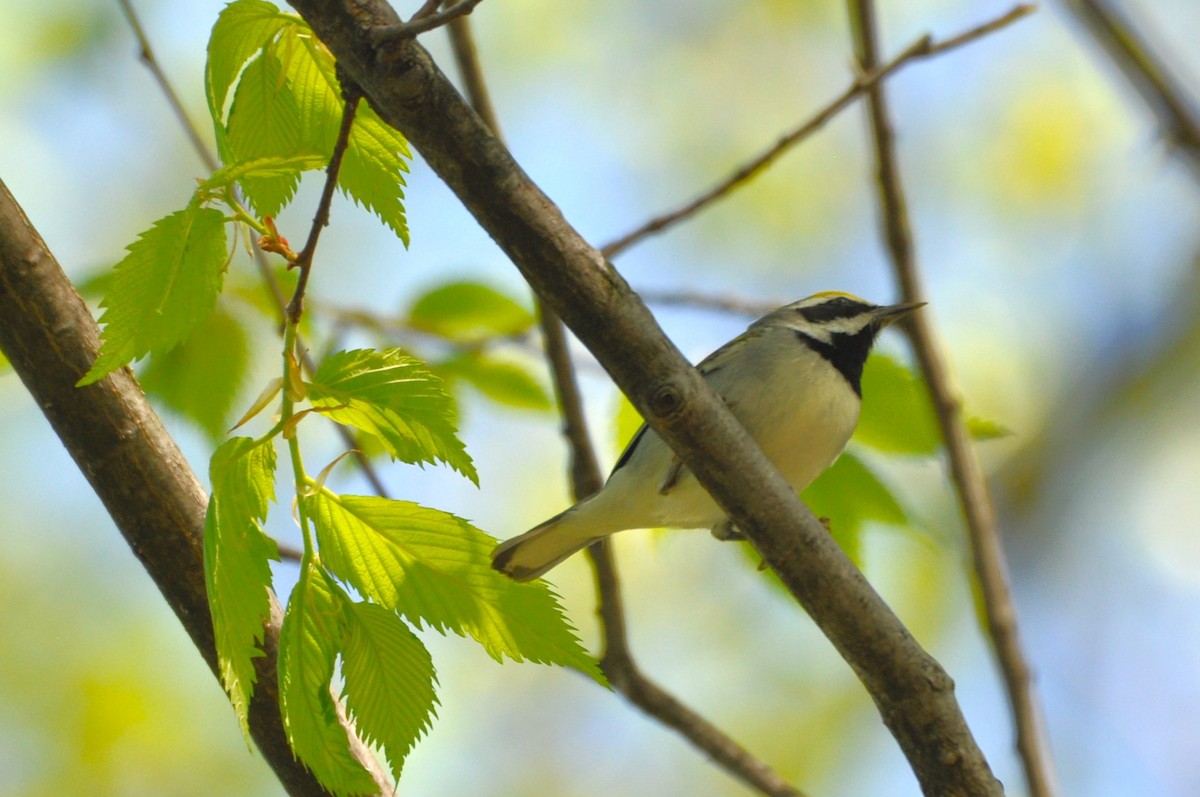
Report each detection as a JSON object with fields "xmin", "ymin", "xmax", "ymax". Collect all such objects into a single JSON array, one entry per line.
[{"xmin": 73, "ymin": 2, "xmax": 600, "ymax": 793}]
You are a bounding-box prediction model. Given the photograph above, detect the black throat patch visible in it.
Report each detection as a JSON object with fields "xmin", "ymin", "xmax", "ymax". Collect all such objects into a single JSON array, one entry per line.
[{"xmin": 795, "ymin": 327, "xmax": 878, "ymax": 397}]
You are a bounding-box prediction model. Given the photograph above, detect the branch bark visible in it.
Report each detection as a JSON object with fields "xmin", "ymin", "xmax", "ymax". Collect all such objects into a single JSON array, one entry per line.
[
  {"xmin": 0, "ymin": 179, "xmax": 389, "ymax": 797},
  {"xmin": 287, "ymin": 2, "xmax": 1002, "ymax": 793}
]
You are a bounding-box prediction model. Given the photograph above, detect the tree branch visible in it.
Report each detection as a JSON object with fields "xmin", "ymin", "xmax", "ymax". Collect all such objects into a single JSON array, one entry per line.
[
  {"xmin": 443, "ymin": 17, "xmax": 804, "ymax": 795},
  {"xmin": 116, "ymin": 0, "xmax": 219, "ymax": 173},
  {"xmin": 599, "ymin": 3, "xmax": 1034, "ymax": 258},
  {"xmin": 846, "ymin": 2, "xmax": 1058, "ymax": 797},
  {"xmin": 0, "ymin": 179, "xmax": 390, "ymax": 797},
  {"xmin": 1061, "ymin": 0, "xmax": 1200, "ymax": 178},
  {"xmin": 288, "ymin": 3, "xmax": 1003, "ymax": 792}
]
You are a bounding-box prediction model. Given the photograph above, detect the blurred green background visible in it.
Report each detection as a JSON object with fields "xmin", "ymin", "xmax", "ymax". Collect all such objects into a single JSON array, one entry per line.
[{"xmin": 3, "ymin": 1, "xmax": 1200, "ymax": 795}]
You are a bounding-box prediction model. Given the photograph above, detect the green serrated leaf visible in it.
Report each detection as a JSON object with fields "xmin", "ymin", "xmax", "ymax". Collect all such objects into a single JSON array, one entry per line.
[
  {"xmin": 307, "ymin": 348, "xmax": 477, "ymax": 484},
  {"xmin": 439, "ymin": 353, "xmax": 553, "ymax": 412},
  {"xmin": 141, "ymin": 306, "xmax": 249, "ymax": 440},
  {"xmin": 275, "ymin": 23, "xmax": 342, "ymax": 155},
  {"xmin": 224, "ymin": 46, "xmax": 308, "ymax": 217},
  {"xmin": 338, "ymin": 108, "xmax": 410, "ymax": 245},
  {"xmin": 204, "ymin": 436, "xmax": 278, "ymax": 741},
  {"xmin": 407, "ymin": 282, "xmax": 535, "ymax": 343},
  {"xmin": 206, "ymin": 0, "xmax": 290, "ymax": 129},
  {"xmin": 340, "ymin": 601, "xmax": 438, "ymax": 781},
  {"xmin": 304, "ymin": 491, "xmax": 603, "ymax": 682},
  {"xmin": 802, "ymin": 451, "xmax": 908, "ymax": 566},
  {"xmin": 207, "ymin": 0, "xmax": 409, "ymax": 240},
  {"xmin": 279, "ymin": 559, "xmax": 376, "ymax": 796},
  {"xmin": 275, "ymin": 25, "xmax": 410, "ymax": 243},
  {"xmin": 79, "ymin": 207, "xmax": 229, "ymax": 386}
]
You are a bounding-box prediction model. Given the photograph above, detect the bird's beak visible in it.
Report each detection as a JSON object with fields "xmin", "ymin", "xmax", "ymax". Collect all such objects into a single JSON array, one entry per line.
[{"xmin": 872, "ymin": 301, "xmax": 926, "ymax": 327}]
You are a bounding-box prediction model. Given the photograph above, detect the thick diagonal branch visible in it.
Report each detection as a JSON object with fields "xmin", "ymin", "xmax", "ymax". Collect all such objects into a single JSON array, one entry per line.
[
  {"xmin": 286, "ymin": 3, "xmax": 1002, "ymax": 793},
  {"xmin": 0, "ymin": 179, "xmax": 389, "ymax": 797}
]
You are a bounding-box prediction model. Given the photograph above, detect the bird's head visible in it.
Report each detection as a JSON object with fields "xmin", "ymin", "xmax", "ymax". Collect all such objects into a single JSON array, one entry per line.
[{"xmin": 757, "ymin": 291, "xmax": 925, "ymax": 395}]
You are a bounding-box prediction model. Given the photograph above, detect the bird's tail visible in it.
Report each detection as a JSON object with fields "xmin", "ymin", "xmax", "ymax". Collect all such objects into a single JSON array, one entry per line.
[{"xmin": 491, "ymin": 507, "xmax": 601, "ymax": 582}]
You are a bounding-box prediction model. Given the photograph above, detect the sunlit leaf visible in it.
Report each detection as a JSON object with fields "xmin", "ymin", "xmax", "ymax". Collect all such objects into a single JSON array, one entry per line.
[
  {"xmin": 340, "ymin": 601, "xmax": 438, "ymax": 781},
  {"xmin": 407, "ymin": 282, "xmax": 536, "ymax": 342},
  {"xmin": 141, "ymin": 306, "xmax": 249, "ymax": 440},
  {"xmin": 203, "ymin": 436, "xmax": 278, "ymax": 740},
  {"xmin": 279, "ymin": 559, "xmax": 376, "ymax": 795},
  {"xmin": 79, "ymin": 207, "xmax": 228, "ymax": 386},
  {"xmin": 224, "ymin": 46, "xmax": 308, "ymax": 216},
  {"xmin": 855, "ymin": 354, "xmax": 940, "ymax": 455},
  {"xmin": 856, "ymin": 353, "xmax": 1007, "ymax": 455},
  {"xmin": 206, "ymin": 0, "xmax": 290, "ymax": 130},
  {"xmin": 307, "ymin": 348, "xmax": 477, "ymax": 484},
  {"xmin": 304, "ymin": 490, "xmax": 603, "ymax": 682},
  {"xmin": 337, "ymin": 108, "xmax": 410, "ymax": 244},
  {"xmin": 206, "ymin": 0, "xmax": 410, "ymax": 239},
  {"xmin": 438, "ymin": 352, "xmax": 553, "ymax": 412},
  {"xmin": 277, "ymin": 24, "xmax": 410, "ymax": 243}
]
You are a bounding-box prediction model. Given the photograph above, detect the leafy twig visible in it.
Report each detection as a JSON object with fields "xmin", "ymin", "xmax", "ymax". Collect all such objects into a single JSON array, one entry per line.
[
  {"xmin": 1061, "ymin": 0, "xmax": 1200, "ymax": 177},
  {"xmin": 445, "ymin": 13, "xmax": 805, "ymax": 797},
  {"xmin": 116, "ymin": 2, "xmax": 393, "ymax": 506},
  {"xmin": 600, "ymin": 3, "xmax": 1034, "ymax": 258},
  {"xmin": 846, "ymin": 2, "xmax": 1058, "ymax": 797},
  {"xmin": 0, "ymin": 179, "xmax": 391, "ymax": 797}
]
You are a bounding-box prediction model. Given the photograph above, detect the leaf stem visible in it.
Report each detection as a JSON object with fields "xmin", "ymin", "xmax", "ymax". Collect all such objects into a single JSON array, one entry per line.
[{"xmin": 281, "ymin": 320, "xmax": 316, "ymax": 557}]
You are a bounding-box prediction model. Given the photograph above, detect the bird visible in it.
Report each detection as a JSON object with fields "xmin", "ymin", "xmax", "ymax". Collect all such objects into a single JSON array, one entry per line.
[{"xmin": 491, "ymin": 291, "xmax": 924, "ymax": 582}]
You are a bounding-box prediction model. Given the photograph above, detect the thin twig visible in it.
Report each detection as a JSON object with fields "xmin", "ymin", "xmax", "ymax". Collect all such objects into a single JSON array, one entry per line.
[
  {"xmin": 846, "ymin": 3, "xmax": 1058, "ymax": 797},
  {"xmin": 600, "ymin": 3, "xmax": 1034, "ymax": 258},
  {"xmin": 374, "ymin": 0, "xmax": 487, "ymax": 40},
  {"xmin": 1061, "ymin": 0, "xmax": 1200, "ymax": 178},
  {"xmin": 640, "ymin": 289, "xmax": 777, "ymax": 318},
  {"xmin": 446, "ymin": 14, "xmax": 805, "ymax": 797},
  {"xmin": 286, "ymin": 78, "xmax": 362, "ymax": 324},
  {"xmin": 116, "ymin": 0, "xmax": 220, "ymax": 172}
]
